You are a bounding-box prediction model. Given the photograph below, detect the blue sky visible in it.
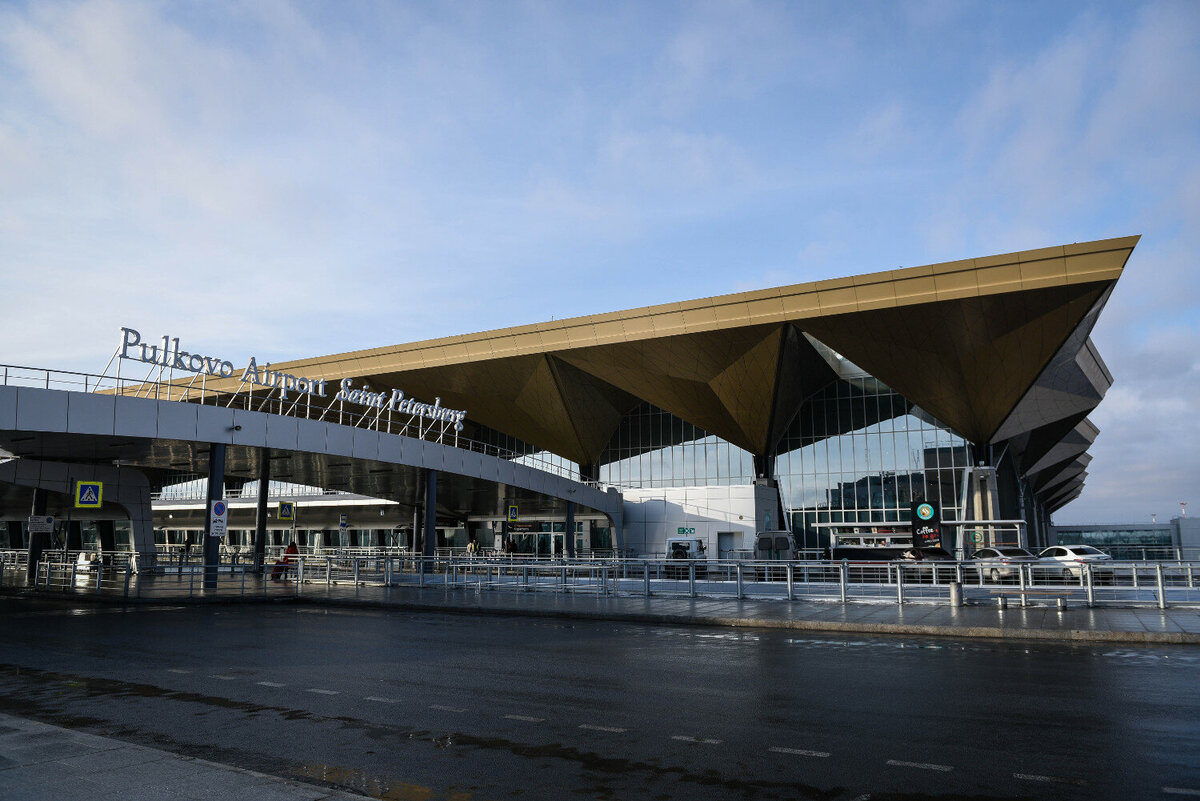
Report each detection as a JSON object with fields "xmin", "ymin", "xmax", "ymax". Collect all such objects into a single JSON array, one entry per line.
[{"xmin": 1, "ymin": 1, "xmax": 1197, "ymax": 523}]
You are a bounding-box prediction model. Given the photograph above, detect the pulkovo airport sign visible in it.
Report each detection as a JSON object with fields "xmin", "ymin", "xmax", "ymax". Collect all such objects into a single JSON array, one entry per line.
[{"xmin": 119, "ymin": 327, "xmax": 467, "ymax": 431}]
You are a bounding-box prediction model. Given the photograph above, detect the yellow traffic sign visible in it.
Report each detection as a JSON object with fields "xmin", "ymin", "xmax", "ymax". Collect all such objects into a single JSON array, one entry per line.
[
  {"xmin": 278, "ymin": 502, "xmax": 295, "ymax": 522},
  {"xmin": 75, "ymin": 481, "xmax": 103, "ymax": 509}
]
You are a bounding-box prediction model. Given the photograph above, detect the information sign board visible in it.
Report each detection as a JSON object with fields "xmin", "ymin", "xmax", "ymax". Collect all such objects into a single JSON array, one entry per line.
[
  {"xmin": 209, "ymin": 500, "xmax": 228, "ymax": 538},
  {"xmin": 28, "ymin": 516, "xmax": 54, "ymax": 534}
]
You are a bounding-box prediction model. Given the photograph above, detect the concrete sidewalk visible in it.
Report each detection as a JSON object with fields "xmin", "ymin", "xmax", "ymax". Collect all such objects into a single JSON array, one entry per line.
[
  {"xmin": 0, "ymin": 713, "xmax": 372, "ymax": 801},
  {"xmin": 309, "ymin": 583, "xmax": 1200, "ymax": 644}
]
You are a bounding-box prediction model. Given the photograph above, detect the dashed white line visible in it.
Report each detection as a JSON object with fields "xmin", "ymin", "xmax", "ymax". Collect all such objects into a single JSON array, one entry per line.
[
  {"xmin": 1161, "ymin": 788, "xmax": 1200, "ymax": 796},
  {"xmin": 887, "ymin": 759, "xmax": 953, "ymax": 772},
  {"xmin": 1014, "ymin": 773, "xmax": 1087, "ymax": 786},
  {"xmin": 579, "ymin": 724, "xmax": 627, "ymax": 733},
  {"xmin": 504, "ymin": 715, "xmax": 545, "ymax": 723},
  {"xmin": 672, "ymin": 735, "xmax": 721, "ymax": 745},
  {"xmin": 365, "ymin": 696, "xmax": 399, "ymax": 704},
  {"xmin": 769, "ymin": 746, "xmax": 830, "ymax": 758},
  {"xmin": 210, "ymin": 675, "xmax": 237, "ymax": 681},
  {"xmin": 166, "ymin": 669, "xmax": 191, "ymax": 674},
  {"xmin": 256, "ymin": 681, "xmax": 285, "ymax": 688},
  {"xmin": 306, "ymin": 688, "xmax": 339, "ymax": 695},
  {"xmin": 430, "ymin": 704, "xmax": 466, "ymax": 713}
]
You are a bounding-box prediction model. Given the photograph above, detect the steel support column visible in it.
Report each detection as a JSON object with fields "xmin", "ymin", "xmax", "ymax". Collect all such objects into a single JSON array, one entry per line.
[
  {"xmin": 202, "ymin": 443, "xmax": 226, "ymax": 590},
  {"xmin": 422, "ymin": 469, "xmax": 437, "ymax": 557},
  {"xmin": 565, "ymin": 501, "xmax": 576, "ymax": 559},
  {"xmin": 26, "ymin": 488, "xmax": 49, "ymax": 584},
  {"xmin": 254, "ymin": 452, "xmax": 270, "ymax": 572}
]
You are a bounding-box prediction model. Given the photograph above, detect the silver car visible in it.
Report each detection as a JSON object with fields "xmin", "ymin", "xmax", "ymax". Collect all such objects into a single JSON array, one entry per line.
[
  {"xmin": 1037, "ymin": 544, "xmax": 1113, "ymax": 579},
  {"xmin": 969, "ymin": 546, "xmax": 1038, "ymax": 582}
]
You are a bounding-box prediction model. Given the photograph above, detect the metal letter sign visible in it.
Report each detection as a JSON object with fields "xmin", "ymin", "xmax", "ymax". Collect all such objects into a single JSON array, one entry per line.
[
  {"xmin": 278, "ymin": 502, "xmax": 295, "ymax": 522},
  {"xmin": 209, "ymin": 500, "xmax": 228, "ymax": 538},
  {"xmin": 75, "ymin": 481, "xmax": 103, "ymax": 509},
  {"xmin": 507, "ymin": 505, "xmax": 519, "ymax": 523}
]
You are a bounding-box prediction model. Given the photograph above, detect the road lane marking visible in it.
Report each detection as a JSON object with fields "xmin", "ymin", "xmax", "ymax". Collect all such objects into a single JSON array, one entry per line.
[
  {"xmin": 769, "ymin": 746, "xmax": 830, "ymax": 758},
  {"xmin": 887, "ymin": 759, "xmax": 953, "ymax": 772},
  {"xmin": 166, "ymin": 669, "xmax": 191, "ymax": 674},
  {"xmin": 256, "ymin": 681, "xmax": 285, "ymax": 688},
  {"xmin": 307, "ymin": 688, "xmax": 339, "ymax": 695},
  {"xmin": 430, "ymin": 704, "xmax": 466, "ymax": 713},
  {"xmin": 1162, "ymin": 789, "xmax": 1200, "ymax": 796},
  {"xmin": 579, "ymin": 724, "xmax": 627, "ymax": 733},
  {"xmin": 1014, "ymin": 773, "xmax": 1087, "ymax": 786},
  {"xmin": 672, "ymin": 735, "xmax": 721, "ymax": 745},
  {"xmin": 210, "ymin": 675, "xmax": 237, "ymax": 681},
  {"xmin": 365, "ymin": 696, "xmax": 399, "ymax": 703},
  {"xmin": 504, "ymin": 715, "xmax": 544, "ymax": 723}
]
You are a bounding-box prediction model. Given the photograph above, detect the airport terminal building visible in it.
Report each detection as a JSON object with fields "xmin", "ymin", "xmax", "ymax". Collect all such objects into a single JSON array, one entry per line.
[{"xmin": 0, "ymin": 236, "xmax": 1137, "ymax": 561}]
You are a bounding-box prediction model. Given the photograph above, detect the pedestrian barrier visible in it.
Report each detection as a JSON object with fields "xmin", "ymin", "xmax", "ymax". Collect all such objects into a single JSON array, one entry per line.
[{"xmin": 10, "ymin": 551, "xmax": 1200, "ymax": 609}]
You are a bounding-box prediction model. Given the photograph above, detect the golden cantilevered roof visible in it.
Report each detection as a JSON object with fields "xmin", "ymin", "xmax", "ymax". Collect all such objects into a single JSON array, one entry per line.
[{"xmin": 237, "ymin": 235, "xmax": 1136, "ymax": 466}]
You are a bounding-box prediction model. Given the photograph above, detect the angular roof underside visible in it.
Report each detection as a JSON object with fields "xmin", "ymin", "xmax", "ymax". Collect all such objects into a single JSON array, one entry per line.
[{"xmin": 206, "ymin": 236, "xmax": 1137, "ymax": 510}]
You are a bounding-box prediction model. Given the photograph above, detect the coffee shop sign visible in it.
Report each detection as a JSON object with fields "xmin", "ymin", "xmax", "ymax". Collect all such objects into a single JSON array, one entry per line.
[{"xmin": 119, "ymin": 327, "xmax": 467, "ymax": 431}]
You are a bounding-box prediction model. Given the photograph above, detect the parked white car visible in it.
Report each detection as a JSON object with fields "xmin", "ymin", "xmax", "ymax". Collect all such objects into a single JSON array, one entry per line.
[
  {"xmin": 1037, "ymin": 545, "xmax": 1113, "ymax": 579},
  {"xmin": 968, "ymin": 546, "xmax": 1038, "ymax": 582}
]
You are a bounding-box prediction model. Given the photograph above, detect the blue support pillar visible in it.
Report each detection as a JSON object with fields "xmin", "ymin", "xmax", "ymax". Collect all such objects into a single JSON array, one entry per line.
[
  {"xmin": 565, "ymin": 501, "xmax": 576, "ymax": 559},
  {"xmin": 422, "ymin": 469, "xmax": 437, "ymax": 557},
  {"xmin": 202, "ymin": 443, "xmax": 226, "ymax": 589}
]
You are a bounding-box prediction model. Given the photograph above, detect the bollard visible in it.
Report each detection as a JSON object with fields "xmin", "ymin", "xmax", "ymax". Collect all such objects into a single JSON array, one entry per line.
[
  {"xmin": 1018, "ymin": 564, "xmax": 1028, "ymax": 608},
  {"xmin": 124, "ymin": 560, "xmax": 132, "ymax": 598},
  {"xmin": 353, "ymin": 558, "xmax": 360, "ymax": 586},
  {"xmin": 1157, "ymin": 563, "xmax": 1167, "ymax": 609},
  {"xmin": 948, "ymin": 581, "xmax": 963, "ymax": 608},
  {"xmin": 1085, "ymin": 563, "xmax": 1095, "ymax": 608},
  {"xmin": 786, "ymin": 564, "xmax": 794, "ymax": 601},
  {"xmin": 689, "ymin": 562, "xmax": 696, "ymax": 598},
  {"xmin": 643, "ymin": 562, "xmax": 651, "ymax": 596},
  {"xmin": 895, "ymin": 563, "xmax": 904, "ymax": 605},
  {"xmin": 998, "ymin": 595, "xmax": 1007, "ymax": 609},
  {"xmin": 736, "ymin": 563, "xmax": 744, "ymax": 600},
  {"xmin": 1057, "ymin": 596, "xmax": 1066, "ymax": 610},
  {"xmin": 839, "ymin": 560, "xmax": 848, "ymax": 603}
]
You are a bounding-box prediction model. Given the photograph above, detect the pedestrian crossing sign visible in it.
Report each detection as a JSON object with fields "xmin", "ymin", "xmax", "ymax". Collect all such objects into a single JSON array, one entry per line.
[
  {"xmin": 507, "ymin": 505, "xmax": 519, "ymax": 523},
  {"xmin": 278, "ymin": 502, "xmax": 295, "ymax": 522},
  {"xmin": 75, "ymin": 481, "xmax": 103, "ymax": 509}
]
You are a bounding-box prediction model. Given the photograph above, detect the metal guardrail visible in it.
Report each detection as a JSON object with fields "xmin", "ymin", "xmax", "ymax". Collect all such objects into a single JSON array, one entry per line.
[{"xmin": 11, "ymin": 552, "xmax": 1199, "ymax": 609}]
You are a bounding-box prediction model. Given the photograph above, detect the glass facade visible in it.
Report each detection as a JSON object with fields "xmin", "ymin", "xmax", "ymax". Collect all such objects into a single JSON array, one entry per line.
[{"xmin": 491, "ymin": 380, "xmax": 973, "ymax": 552}]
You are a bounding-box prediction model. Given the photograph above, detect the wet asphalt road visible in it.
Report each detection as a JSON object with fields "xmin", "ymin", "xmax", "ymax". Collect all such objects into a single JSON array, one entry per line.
[{"xmin": 0, "ymin": 596, "xmax": 1198, "ymax": 800}]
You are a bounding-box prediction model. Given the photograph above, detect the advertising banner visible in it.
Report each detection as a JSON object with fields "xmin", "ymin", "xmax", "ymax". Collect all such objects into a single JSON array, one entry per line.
[{"xmin": 910, "ymin": 501, "xmax": 942, "ymax": 549}]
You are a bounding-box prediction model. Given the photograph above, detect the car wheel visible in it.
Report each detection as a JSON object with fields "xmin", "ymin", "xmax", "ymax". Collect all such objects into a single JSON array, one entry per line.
[{"xmin": 989, "ymin": 568, "xmax": 1001, "ymax": 583}]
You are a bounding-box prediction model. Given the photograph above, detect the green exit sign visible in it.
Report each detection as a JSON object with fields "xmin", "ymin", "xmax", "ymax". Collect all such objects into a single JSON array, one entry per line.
[{"xmin": 677, "ymin": 527, "xmax": 696, "ymax": 535}]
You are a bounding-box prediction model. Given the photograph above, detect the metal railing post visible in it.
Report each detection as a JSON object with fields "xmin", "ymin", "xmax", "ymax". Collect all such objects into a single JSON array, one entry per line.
[
  {"xmin": 736, "ymin": 563, "xmax": 744, "ymax": 600},
  {"xmin": 1156, "ymin": 563, "xmax": 1167, "ymax": 609},
  {"xmin": 688, "ymin": 562, "xmax": 696, "ymax": 598},
  {"xmin": 327, "ymin": 557, "xmax": 332, "ymax": 587},
  {"xmin": 353, "ymin": 558, "xmax": 360, "ymax": 586},
  {"xmin": 296, "ymin": 558, "xmax": 304, "ymax": 596},
  {"xmin": 419, "ymin": 557, "xmax": 425, "ymax": 587},
  {"xmin": 70, "ymin": 558, "xmax": 77, "ymax": 591},
  {"xmin": 643, "ymin": 562, "xmax": 650, "ymax": 596},
  {"xmin": 521, "ymin": 565, "xmax": 528, "ymax": 591}
]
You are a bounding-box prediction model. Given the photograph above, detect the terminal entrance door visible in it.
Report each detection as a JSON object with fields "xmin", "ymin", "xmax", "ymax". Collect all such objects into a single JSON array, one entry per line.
[{"xmin": 551, "ymin": 532, "xmax": 564, "ymax": 557}]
